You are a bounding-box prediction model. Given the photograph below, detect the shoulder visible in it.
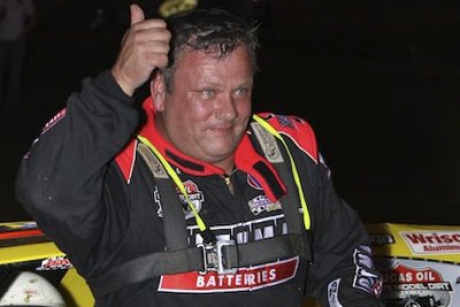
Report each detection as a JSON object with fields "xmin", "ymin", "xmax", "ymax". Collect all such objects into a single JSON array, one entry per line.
[
  {"xmin": 114, "ymin": 139, "xmax": 138, "ymax": 183},
  {"xmin": 254, "ymin": 112, "xmax": 318, "ymax": 163}
]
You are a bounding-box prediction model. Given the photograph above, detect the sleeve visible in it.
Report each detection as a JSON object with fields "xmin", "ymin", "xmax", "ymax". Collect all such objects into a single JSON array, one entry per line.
[
  {"xmin": 303, "ymin": 154, "xmax": 384, "ymax": 306},
  {"xmin": 15, "ymin": 70, "xmax": 139, "ymax": 266}
]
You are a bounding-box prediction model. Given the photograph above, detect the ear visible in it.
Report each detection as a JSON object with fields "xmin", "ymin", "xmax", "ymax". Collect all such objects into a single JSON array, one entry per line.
[{"xmin": 150, "ymin": 72, "xmax": 166, "ymax": 111}]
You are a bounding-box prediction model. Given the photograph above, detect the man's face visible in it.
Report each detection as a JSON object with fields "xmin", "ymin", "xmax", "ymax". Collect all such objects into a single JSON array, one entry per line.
[{"xmin": 152, "ymin": 46, "xmax": 253, "ymax": 171}]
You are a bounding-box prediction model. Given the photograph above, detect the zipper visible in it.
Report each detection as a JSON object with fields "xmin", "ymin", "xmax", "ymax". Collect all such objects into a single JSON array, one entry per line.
[
  {"xmin": 222, "ymin": 175, "xmax": 235, "ymax": 196},
  {"xmin": 222, "ymin": 167, "xmax": 238, "ymax": 196}
]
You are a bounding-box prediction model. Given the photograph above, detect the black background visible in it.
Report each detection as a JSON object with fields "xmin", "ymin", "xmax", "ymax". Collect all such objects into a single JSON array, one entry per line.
[{"xmin": 1, "ymin": 0, "xmax": 459, "ymax": 225}]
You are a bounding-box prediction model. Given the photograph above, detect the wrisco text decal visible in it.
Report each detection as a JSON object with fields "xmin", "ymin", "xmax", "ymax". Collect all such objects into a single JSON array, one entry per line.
[{"xmin": 401, "ymin": 230, "xmax": 460, "ymax": 255}]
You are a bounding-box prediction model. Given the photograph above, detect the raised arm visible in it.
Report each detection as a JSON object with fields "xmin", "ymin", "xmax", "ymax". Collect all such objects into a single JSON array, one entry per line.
[{"xmin": 15, "ymin": 4, "xmax": 171, "ymax": 266}]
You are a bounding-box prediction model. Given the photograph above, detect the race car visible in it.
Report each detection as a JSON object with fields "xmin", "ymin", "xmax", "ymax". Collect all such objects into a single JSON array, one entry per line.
[{"xmin": 0, "ymin": 221, "xmax": 94, "ymax": 307}]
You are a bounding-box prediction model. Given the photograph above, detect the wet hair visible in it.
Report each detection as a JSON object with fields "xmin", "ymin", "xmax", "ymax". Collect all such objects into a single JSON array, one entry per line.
[{"xmin": 160, "ymin": 8, "xmax": 259, "ymax": 92}]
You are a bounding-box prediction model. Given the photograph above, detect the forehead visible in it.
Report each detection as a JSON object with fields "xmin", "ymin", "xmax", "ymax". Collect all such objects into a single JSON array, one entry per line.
[{"xmin": 175, "ymin": 45, "xmax": 253, "ymax": 74}]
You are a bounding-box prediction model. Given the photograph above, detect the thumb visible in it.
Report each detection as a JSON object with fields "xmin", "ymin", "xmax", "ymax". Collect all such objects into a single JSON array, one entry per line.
[{"xmin": 130, "ymin": 4, "xmax": 145, "ymax": 26}]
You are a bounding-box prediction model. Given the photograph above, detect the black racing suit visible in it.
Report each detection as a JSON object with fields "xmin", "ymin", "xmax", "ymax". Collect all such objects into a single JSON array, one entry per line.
[{"xmin": 16, "ymin": 70, "xmax": 383, "ymax": 307}]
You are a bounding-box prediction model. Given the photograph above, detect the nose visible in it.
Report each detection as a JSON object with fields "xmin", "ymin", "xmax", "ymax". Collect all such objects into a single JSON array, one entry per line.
[{"xmin": 215, "ymin": 94, "xmax": 238, "ymax": 121}]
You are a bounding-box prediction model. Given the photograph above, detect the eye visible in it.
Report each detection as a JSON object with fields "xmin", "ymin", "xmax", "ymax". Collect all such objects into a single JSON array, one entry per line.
[
  {"xmin": 233, "ymin": 87, "xmax": 250, "ymax": 98},
  {"xmin": 201, "ymin": 89, "xmax": 215, "ymax": 99}
]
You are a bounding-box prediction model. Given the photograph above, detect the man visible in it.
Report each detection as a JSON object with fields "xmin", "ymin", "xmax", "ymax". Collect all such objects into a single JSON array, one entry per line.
[
  {"xmin": 0, "ymin": 0, "xmax": 35, "ymax": 112},
  {"xmin": 16, "ymin": 4, "xmax": 384, "ymax": 307}
]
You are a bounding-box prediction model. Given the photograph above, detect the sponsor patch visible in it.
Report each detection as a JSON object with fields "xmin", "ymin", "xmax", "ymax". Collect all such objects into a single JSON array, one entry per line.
[
  {"xmin": 188, "ymin": 214, "xmax": 288, "ymax": 246},
  {"xmin": 383, "ymin": 264, "xmax": 451, "ymax": 292},
  {"xmin": 247, "ymin": 174, "xmax": 263, "ymax": 191},
  {"xmin": 42, "ymin": 108, "xmax": 66, "ymax": 134},
  {"xmin": 276, "ymin": 115, "xmax": 296, "ymax": 129},
  {"xmin": 401, "ymin": 230, "xmax": 460, "ymax": 255},
  {"xmin": 36, "ymin": 256, "xmax": 73, "ymax": 271},
  {"xmin": 180, "ymin": 180, "xmax": 204, "ymax": 220},
  {"xmin": 158, "ymin": 257, "xmax": 299, "ymax": 293},
  {"xmin": 248, "ymin": 195, "xmax": 282, "ymax": 216},
  {"xmin": 353, "ymin": 247, "xmax": 382, "ymax": 297},
  {"xmin": 153, "ymin": 186, "xmax": 163, "ymax": 218},
  {"xmin": 328, "ymin": 278, "xmax": 343, "ymax": 307},
  {"xmin": 379, "ymin": 260, "xmax": 454, "ymax": 306},
  {"xmin": 154, "ymin": 180, "xmax": 204, "ymax": 220}
]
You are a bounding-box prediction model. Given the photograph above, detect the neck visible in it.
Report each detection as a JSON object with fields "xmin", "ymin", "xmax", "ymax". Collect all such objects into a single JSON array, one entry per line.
[{"xmin": 217, "ymin": 159, "xmax": 236, "ymax": 175}]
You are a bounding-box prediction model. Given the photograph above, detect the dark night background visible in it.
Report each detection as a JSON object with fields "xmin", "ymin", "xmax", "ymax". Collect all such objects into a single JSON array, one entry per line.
[{"xmin": 1, "ymin": 0, "xmax": 459, "ymax": 225}]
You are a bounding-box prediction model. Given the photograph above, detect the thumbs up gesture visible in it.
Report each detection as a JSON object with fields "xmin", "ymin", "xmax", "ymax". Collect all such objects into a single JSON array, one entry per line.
[{"xmin": 111, "ymin": 4, "xmax": 171, "ymax": 96}]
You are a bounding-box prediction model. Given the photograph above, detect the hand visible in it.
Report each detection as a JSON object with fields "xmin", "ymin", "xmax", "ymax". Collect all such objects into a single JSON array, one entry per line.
[{"xmin": 111, "ymin": 4, "xmax": 171, "ymax": 96}]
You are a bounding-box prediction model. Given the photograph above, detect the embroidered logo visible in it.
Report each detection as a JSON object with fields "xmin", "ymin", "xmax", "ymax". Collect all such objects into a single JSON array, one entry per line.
[
  {"xmin": 153, "ymin": 186, "xmax": 163, "ymax": 217},
  {"xmin": 154, "ymin": 180, "xmax": 204, "ymax": 220},
  {"xmin": 248, "ymin": 195, "xmax": 282, "ymax": 216},
  {"xmin": 276, "ymin": 115, "xmax": 295, "ymax": 128},
  {"xmin": 247, "ymin": 174, "xmax": 263, "ymax": 190},
  {"xmin": 352, "ymin": 247, "xmax": 383, "ymax": 297},
  {"xmin": 179, "ymin": 180, "xmax": 204, "ymax": 220},
  {"xmin": 328, "ymin": 279, "xmax": 343, "ymax": 307},
  {"xmin": 36, "ymin": 256, "xmax": 73, "ymax": 271}
]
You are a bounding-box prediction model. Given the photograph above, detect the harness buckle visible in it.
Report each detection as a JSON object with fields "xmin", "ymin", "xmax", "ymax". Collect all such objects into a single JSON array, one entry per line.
[{"xmin": 198, "ymin": 240, "xmax": 237, "ymax": 275}]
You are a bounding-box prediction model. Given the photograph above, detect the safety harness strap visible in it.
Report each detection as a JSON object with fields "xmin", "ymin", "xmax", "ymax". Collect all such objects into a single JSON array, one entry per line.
[
  {"xmin": 250, "ymin": 122, "xmax": 304, "ymax": 235},
  {"xmin": 137, "ymin": 142, "xmax": 188, "ymax": 251},
  {"xmin": 250, "ymin": 120, "xmax": 313, "ymax": 295},
  {"xmin": 88, "ymin": 234, "xmax": 309, "ymax": 298},
  {"xmin": 88, "ymin": 246, "xmax": 203, "ymax": 298}
]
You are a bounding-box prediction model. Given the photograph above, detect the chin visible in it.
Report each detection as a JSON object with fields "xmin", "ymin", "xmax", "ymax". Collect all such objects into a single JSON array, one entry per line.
[{"xmin": 202, "ymin": 148, "xmax": 234, "ymax": 162}]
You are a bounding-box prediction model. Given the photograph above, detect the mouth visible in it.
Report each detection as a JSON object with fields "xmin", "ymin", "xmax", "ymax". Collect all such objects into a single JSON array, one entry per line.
[
  {"xmin": 209, "ymin": 125, "xmax": 235, "ymax": 137},
  {"xmin": 210, "ymin": 122, "xmax": 234, "ymax": 130}
]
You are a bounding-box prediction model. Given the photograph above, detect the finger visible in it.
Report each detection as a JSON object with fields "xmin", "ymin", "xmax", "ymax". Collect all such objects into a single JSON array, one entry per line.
[
  {"xmin": 130, "ymin": 4, "xmax": 145, "ymax": 26},
  {"xmin": 146, "ymin": 53, "xmax": 169, "ymax": 69},
  {"xmin": 146, "ymin": 40, "xmax": 170, "ymax": 55},
  {"xmin": 135, "ymin": 27, "xmax": 171, "ymax": 43},
  {"xmin": 132, "ymin": 19, "xmax": 168, "ymax": 31}
]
